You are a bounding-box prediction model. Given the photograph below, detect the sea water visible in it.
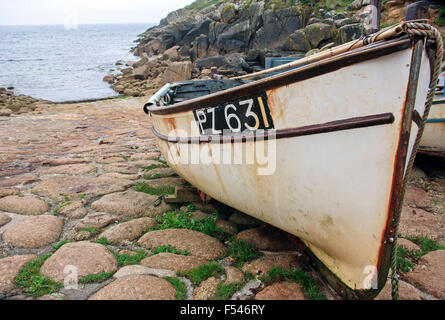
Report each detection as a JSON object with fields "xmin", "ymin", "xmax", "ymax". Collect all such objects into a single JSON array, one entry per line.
[{"xmin": 0, "ymin": 23, "xmax": 152, "ymax": 102}]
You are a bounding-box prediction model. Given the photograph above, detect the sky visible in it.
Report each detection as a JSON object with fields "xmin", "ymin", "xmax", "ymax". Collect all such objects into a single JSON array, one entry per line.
[{"xmin": 0, "ymin": 0, "xmax": 196, "ymax": 25}]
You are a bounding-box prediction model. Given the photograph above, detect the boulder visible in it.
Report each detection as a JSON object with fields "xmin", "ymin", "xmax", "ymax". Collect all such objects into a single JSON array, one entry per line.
[
  {"xmin": 181, "ymin": 19, "xmax": 212, "ymax": 45},
  {"xmin": 113, "ymin": 265, "xmax": 174, "ymax": 279},
  {"xmin": 220, "ymin": 3, "xmax": 237, "ymax": 23},
  {"xmin": 252, "ymin": 7, "xmax": 302, "ymax": 49},
  {"xmin": 283, "ymin": 29, "xmax": 311, "ymax": 52},
  {"xmin": 0, "ymin": 212, "xmax": 12, "ymax": 227},
  {"xmin": 57, "ymin": 201, "xmax": 88, "ymax": 219},
  {"xmin": 0, "ymin": 108, "xmax": 12, "ymax": 117},
  {"xmin": 242, "ymin": 253, "xmax": 302, "ymax": 276},
  {"xmin": 402, "ymin": 250, "xmax": 445, "ymax": 299},
  {"xmin": 138, "ymin": 229, "xmax": 226, "ymax": 260},
  {"xmin": 339, "ymin": 23, "xmax": 365, "ymax": 44},
  {"xmin": 0, "ymin": 255, "xmax": 37, "ymax": 295},
  {"xmin": 98, "ymin": 217, "xmax": 157, "ymax": 242},
  {"xmin": 192, "ymin": 35, "xmax": 210, "ymax": 60},
  {"xmin": 161, "ymin": 45, "xmax": 180, "ymax": 62},
  {"xmin": 347, "ymin": 0, "xmax": 364, "ymax": 10},
  {"xmin": 2, "ymin": 215, "xmax": 63, "ymax": 249},
  {"xmin": 195, "ymin": 56, "xmax": 229, "ymax": 69},
  {"xmin": 132, "ymin": 64, "xmax": 151, "ymax": 81},
  {"xmin": 40, "ymin": 241, "xmax": 118, "ymax": 282},
  {"xmin": 103, "ymin": 75, "xmax": 115, "ymax": 84},
  {"xmin": 217, "ymin": 19, "xmax": 253, "ymax": 51},
  {"xmin": 132, "ymin": 56, "xmax": 148, "ymax": 68},
  {"xmin": 0, "ymin": 188, "xmax": 20, "ymax": 198},
  {"xmin": 140, "ymin": 252, "xmax": 206, "ymax": 271},
  {"xmin": 74, "ymin": 212, "xmax": 119, "ymax": 231},
  {"xmin": 31, "ymin": 176, "xmax": 135, "ymax": 202},
  {"xmin": 255, "ymin": 282, "xmax": 305, "ymax": 300},
  {"xmin": 171, "ymin": 19, "xmax": 196, "ymax": 43},
  {"xmin": 41, "ymin": 163, "xmax": 96, "ymax": 175},
  {"xmin": 158, "ymin": 61, "xmax": 193, "ymax": 86},
  {"xmin": 194, "ymin": 276, "xmax": 221, "ymax": 300},
  {"xmin": 304, "ymin": 22, "xmax": 333, "ymax": 48},
  {"xmin": 91, "ymin": 190, "xmax": 173, "ymax": 218},
  {"xmin": 89, "ymin": 275, "xmax": 176, "ymax": 300},
  {"xmin": 224, "ymin": 266, "xmax": 244, "ymax": 284},
  {"xmin": 0, "ymin": 174, "xmax": 39, "ymax": 187},
  {"xmin": 0, "ymin": 195, "xmax": 48, "ymax": 215},
  {"xmin": 236, "ymin": 225, "xmax": 298, "ymax": 251}
]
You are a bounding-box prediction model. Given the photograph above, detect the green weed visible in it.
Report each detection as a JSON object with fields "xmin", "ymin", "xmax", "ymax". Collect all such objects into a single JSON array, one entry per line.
[
  {"xmin": 151, "ymin": 245, "xmax": 190, "ymax": 256},
  {"xmin": 114, "ymin": 250, "xmax": 148, "ymax": 267},
  {"xmin": 149, "ymin": 210, "xmax": 227, "ymax": 241},
  {"xmin": 177, "ymin": 262, "xmax": 224, "ymax": 286},
  {"xmin": 164, "ymin": 277, "xmax": 187, "ymax": 300},
  {"xmin": 78, "ymin": 272, "xmax": 114, "ymax": 284},
  {"xmin": 259, "ymin": 266, "xmax": 326, "ymax": 300},
  {"xmin": 135, "ymin": 182, "xmax": 175, "ymax": 196},
  {"xmin": 229, "ymin": 239, "xmax": 262, "ymax": 268}
]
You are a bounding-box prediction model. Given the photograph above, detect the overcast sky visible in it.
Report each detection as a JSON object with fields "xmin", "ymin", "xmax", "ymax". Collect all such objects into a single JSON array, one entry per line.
[{"xmin": 0, "ymin": 0, "xmax": 196, "ymax": 25}]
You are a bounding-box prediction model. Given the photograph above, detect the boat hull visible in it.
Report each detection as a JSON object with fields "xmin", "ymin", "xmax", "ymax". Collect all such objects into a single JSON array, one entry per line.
[
  {"xmin": 148, "ymin": 39, "xmax": 432, "ymax": 298},
  {"xmin": 419, "ymin": 98, "xmax": 445, "ymax": 156}
]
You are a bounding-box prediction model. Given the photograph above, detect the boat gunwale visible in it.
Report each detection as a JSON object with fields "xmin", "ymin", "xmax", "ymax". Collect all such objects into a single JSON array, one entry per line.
[{"xmin": 146, "ymin": 37, "xmax": 412, "ymax": 116}]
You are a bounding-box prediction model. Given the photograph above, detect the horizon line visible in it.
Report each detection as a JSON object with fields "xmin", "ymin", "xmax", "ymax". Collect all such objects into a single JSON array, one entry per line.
[{"xmin": 0, "ymin": 22, "xmax": 158, "ymax": 27}]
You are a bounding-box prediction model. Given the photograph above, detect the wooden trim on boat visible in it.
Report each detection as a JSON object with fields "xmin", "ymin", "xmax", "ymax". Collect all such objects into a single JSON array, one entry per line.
[
  {"xmin": 376, "ymin": 40, "xmax": 424, "ymax": 299},
  {"xmin": 147, "ymin": 38, "xmax": 412, "ymax": 116},
  {"xmin": 152, "ymin": 113, "xmax": 395, "ymax": 144}
]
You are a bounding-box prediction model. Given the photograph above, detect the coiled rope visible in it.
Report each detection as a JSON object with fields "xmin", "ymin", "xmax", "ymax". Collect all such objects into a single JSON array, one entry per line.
[{"xmin": 389, "ymin": 22, "xmax": 443, "ymax": 300}]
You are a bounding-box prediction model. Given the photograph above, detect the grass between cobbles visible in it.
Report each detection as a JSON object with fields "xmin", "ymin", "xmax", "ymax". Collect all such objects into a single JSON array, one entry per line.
[
  {"xmin": 151, "ymin": 245, "xmax": 190, "ymax": 256},
  {"xmin": 145, "ymin": 173, "xmax": 172, "ymax": 180},
  {"xmin": 14, "ymin": 241, "xmax": 69, "ymax": 297},
  {"xmin": 177, "ymin": 262, "xmax": 225, "ymax": 286},
  {"xmin": 78, "ymin": 272, "xmax": 114, "ymax": 284},
  {"xmin": 259, "ymin": 266, "xmax": 326, "ymax": 300},
  {"xmin": 53, "ymin": 201, "xmax": 71, "ymax": 215},
  {"xmin": 396, "ymin": 236, "xmax": 445, "ymax": 273},
  {"xmin": 135, "ymin": 182, "xmax": 175, "ymax": 196},
  {"xmin": 213, "ymin": 281, "xmax": 245, "ymax": 300},
  {"xmin": 164, "ymin": 277, "xmax": 187, "ymax": 300},
  {"xmin": 94, "ymin": 237, "xmax": 119, "ymax": 247},
  {"xmin": 144, "ymin": 163, "xmax": 169, "ymax": 172},
  {"xmin": 147, "ymin": 210, "xmax": 227, "ymax": 241},
  {"xmin": 81, "ymin": 227, "xmax": 100, "ymax": 237},
  {"xmin": 229, "ymin": 239, "xmax": 263, "ymax": 268},
  {"xmin": 114, "ymin": 250, "xmax": 148, "ymax": 267}
]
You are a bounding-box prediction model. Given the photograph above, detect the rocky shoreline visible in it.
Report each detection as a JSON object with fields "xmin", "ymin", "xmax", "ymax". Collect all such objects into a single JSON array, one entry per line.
[
  {"xmin": 104, "ymin": 0, "xmax": 444, "ymax": 98},
  {"xmin": 0, "ymin": 87, "xmax": 53, "ymax": 117}
]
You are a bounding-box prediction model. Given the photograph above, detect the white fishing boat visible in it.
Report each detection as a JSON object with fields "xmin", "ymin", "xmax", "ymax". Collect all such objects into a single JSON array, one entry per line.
[
  {"xmin": 143, "ymin": 21, "xmax": 443, "ymax": 299},
  {"xmin": 419, "ymin": 94, "xmax": 445, "ymax": 156}
]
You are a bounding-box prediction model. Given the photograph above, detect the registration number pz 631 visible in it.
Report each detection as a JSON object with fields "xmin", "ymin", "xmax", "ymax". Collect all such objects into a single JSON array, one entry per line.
[{"xmin": 193, "ymin": 93, "xmax": 275, "ymax": 136}]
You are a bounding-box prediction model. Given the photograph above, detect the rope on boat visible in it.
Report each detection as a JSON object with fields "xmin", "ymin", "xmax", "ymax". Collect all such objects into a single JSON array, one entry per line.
[{"xmin": 389, "ymin": 22, "xmax": 444, "ymax": 301}]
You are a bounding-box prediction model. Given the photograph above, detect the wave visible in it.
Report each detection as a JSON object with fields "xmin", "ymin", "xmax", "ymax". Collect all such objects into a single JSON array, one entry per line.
[{"xmin": 0, "ymin": 58, "xmax": 45, "ymax": 62}]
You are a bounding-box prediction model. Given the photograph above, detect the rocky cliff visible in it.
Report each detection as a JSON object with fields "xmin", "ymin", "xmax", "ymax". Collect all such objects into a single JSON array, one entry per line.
[{"xmin": 107, "ymin": 0, "xmax": 445, "ymax": 97}]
